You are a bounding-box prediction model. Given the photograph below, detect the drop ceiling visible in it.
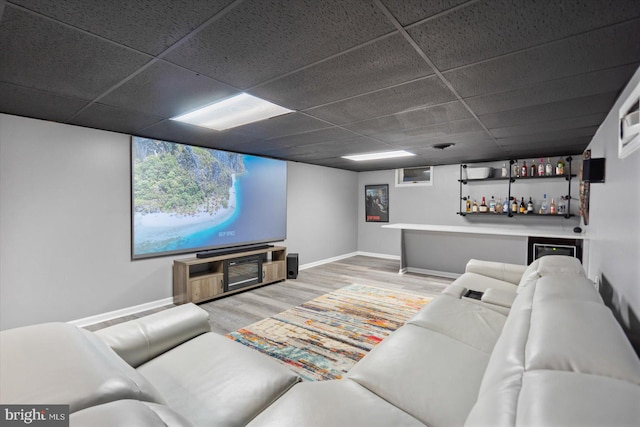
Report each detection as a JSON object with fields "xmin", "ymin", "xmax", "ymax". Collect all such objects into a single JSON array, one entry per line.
[{"xmin": 1, "ymin": 0, "xmax": 639, "ymax": 171}]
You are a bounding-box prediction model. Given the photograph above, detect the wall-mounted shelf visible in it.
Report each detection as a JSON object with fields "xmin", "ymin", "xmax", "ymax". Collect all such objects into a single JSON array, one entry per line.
[{"xmin": 458, "ymin": 157, "xmax": 575, "ymax": 219}]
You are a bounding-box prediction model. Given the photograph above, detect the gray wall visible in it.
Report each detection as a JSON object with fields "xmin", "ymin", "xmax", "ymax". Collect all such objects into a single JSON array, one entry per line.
[
  {"xmin": 585, "ymin": 65, "xmax": 640, "ymax": 318},
  {"xmin": 0, "ymin": 114, "xmax": 358, "ymax": 329},
  {"xmin": 358, "ymin": 161, "xmax": 580, "ymax": 273}
]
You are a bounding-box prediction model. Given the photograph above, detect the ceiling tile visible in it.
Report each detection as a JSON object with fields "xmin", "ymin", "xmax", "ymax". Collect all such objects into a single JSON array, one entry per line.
[
  {"xmin": 249, "ymin": 33, "xmax": 433, "ymax": 110},
  {"xmin": 266, "ymin": 127, "xmax": 357, "ymax": 148},
  {"xmin": 343, "ymin": 101, "xmax": 472, "ymax": 136},
  {"xmin": 497, "ymin": 127, "xmax": 598, "ymax": 146},
  {"xmin": 306, "ymin": 76, "xmax": 456, "ymax": 124},
  {"xmin": 465, "ymin": 64, "xmax": 639, "ymax": 115},
  {"xmin": 444, "ymin": 19, "xmax": 640, "ymax": 98},
  {"xmin": 408, "ymin": 0, "xmax": 640, "ymax": 71},
  {"xmin": 136, "ymin": 120, "xmax": 258, "ymax": 151},
  {"xmin": 0, "ymin": 83, "xmax": 88, "ymax": 123},
  {"xmin": 165, "ymin": 0, "xmax": 395, "ymax": 88},
  {"xmin": 385, "ymin": 131, "xmax": 496, "ymax": 150},
  {"xmin": 380, "ymin": 0, "xmax": 471, "ymax": 26},
  {"xmin": 504, "ymin": 139, "xmax": 589, "ymax": 159},
  {"xmin": 68, "ymin": 103, "xmax": 163, "ymax": 135},
  {"xmin": 99, "ymin": 61, "xmax": 238, "ymax": 118},
  {"xmin": 372, "ymin": 118, "xmax": 486, "ymax": 144},
  {"xmin": 0, "ymin": 6, "xmax": 151, "ymax": 100},
  {"xmin": 9, "ymin": 0, "xmax": 235, "ymax": 55},
  {"xmin": 229, "ymin": 113, "xmax": 332, "ymax": 140},
  {"xmin": 479, "ymin": 92, "xmax": 618, "ymax": 129},
  {"xmin": 489, "ymin": 113, "xmax": 607, "ymax": 139}
]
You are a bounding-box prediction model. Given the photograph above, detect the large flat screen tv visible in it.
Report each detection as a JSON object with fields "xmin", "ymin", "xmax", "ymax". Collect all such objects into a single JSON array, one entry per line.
[{"xmin": 131, "ymin": 136, "xmax": 287, "ymax": 259}]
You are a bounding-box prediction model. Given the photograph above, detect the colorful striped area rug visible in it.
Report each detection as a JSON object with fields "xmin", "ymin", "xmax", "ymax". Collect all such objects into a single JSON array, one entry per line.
[{"xmin": 225, "ymin": 284, "xmax": 432, "ymax": 381}]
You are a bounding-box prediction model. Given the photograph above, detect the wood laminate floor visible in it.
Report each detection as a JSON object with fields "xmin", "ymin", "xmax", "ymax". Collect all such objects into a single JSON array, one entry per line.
[{"xmin": 86, "ymin": 255, "xmax": 453, "ymax": 335}]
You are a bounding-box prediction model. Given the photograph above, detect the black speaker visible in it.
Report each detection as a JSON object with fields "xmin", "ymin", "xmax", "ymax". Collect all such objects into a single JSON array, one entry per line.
[
  {"xmin": 287, "ymin": 253, "xmax": 299, "ymax": 279},
  {"xmin": 582, "ymin": 158, "xmax": 605, "ymax": 183}
]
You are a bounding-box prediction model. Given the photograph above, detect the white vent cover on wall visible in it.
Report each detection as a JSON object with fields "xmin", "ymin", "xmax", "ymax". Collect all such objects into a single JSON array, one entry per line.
[{"xmin": 619, "ymin": 81, "xmax": 640, "ymax": 159}]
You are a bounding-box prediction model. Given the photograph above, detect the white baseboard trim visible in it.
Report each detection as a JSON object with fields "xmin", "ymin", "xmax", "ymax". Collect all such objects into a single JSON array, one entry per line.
[
  {"xmin": 405, "ymin": 267, "xmax": 461, "ymax": 279},
  {"xmin": 299, "ymin": 251, "xmax": 359, "ymax": 271},
  {"xmin": 68, "ymin": 297, "xmax": 174, "ymax": 328},
  {"xmin": 355, "ymin": 251, "xmax": 401, "ymax": 261}
]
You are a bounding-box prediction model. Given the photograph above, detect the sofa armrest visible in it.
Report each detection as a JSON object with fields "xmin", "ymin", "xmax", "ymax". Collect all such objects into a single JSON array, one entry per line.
[
  {"xmin": 95, "ymin": 303, "xmax": 211, "ymax": 368},
  {"xmin": 481, "ymin": 288, "xmax": 517, "ymax": 308},
  {"xmin": 465, "ymin": 259, "xmax": 527, "ymax": 285}
]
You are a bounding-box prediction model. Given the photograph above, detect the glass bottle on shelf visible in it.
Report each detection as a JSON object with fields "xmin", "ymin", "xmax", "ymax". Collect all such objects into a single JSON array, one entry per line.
[
  {"xmin": 512, "ymin": 161, "xmax": 519, "ymax": 178},
  {"xmin": 489, "ymin": 195, "xmax": 496, "ymax": 213},
  {"xmin": 501, "ymin": 163, "xmax": 508, "ymax": 177},
  {"xmin": 472, "ymin": 199, "xmax": 479, "ymax": 213},
  {"xmin": 466, "ymin": 195, "xmax": 471, "ymax": 213},
  {"xmin": 521, "ymin": 160, "xmax": 528, "ymax": 177},
  {"xmin": 538, "ymin": 158, "xmax": 545, "ymax": 176},
  {"xmin": 527, "ymin": 197, "xmax": 534, "ymax": 214},
  {"xmin": 558, "ymin": 196, "xmax": 567, "ymax": 215},
  {"xmin": 479, "ymin": 196, "xmax": 488, "ymax": 213},
  {"xmin": 511, "ymin": 196, "xmax": 518, "ymax": 214},
  {"xmin": 550, "ymin": 198, "xmax": 557, "ymax": 214},
  {"xmin": 540, "ymin": 193, "xmax": 548, "ymax": 214},
  {"xmin": 530, "ymin": 160, "xmax": 537, "ymax": 177},
  {"xmin": 519, "ymin": 197, "xmax": 526, "ymax": 214},
  {"xmin": 496, "ymin": 198, "xmax": 503, "ymax": 214},
  {"xmin": 545, "ymin": 158, "xmax": 553, "ymax": 176},
  {"xmin": 503, "ymin": 197, "xmax": 509, "ymax": 214},
  {"xmin": 556, "ymin": 158, "xmax": 565, "ymax": 175}
]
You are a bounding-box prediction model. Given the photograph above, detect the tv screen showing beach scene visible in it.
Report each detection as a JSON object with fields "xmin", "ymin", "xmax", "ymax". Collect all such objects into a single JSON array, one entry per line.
[{"xmin": 131, "ymin": 136, "xmax": 287, "ymax": 259}]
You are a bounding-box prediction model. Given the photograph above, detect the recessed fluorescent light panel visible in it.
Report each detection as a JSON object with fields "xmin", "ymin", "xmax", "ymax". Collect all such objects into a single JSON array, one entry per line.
[
  {"xmin": 171, "ymin": 93, "xmax": 293, "ymax": 131},
  {"xmin": 342, "ymin": 150, "xmax": 416, "ymax": 161}
]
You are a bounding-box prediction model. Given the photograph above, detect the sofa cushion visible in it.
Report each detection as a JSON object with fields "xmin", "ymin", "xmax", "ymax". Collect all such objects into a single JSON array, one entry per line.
[
  {"xmin": 0, "ymin": 323, "xmax": 163, "ymax": 413},
  {"xmin": 527, "ymin": 299, "xmax": 640, "ymax": 384},
  {"xmin": 95, "ymin": 303, "xmax": 211, "ymax": 368},
  {"xmin": 465, "ymin": 259, "xmax": 527, "ymax": 285},
  {"xmin": 516, "ymin": 371, "xmax": 640, "ymax": 427},
  {"xmin": 70, "ymin": 400, "xmax": 194, "ymax": 427},
  {"xmin": 247, "ymin": 379, "xmax": 426, "ymax": 427},
  {"xmin": 347, "ymin": 324, "xmax": 489, "ymax": 427},
  {"xmin": 137, "ymin": 332, "xmax": 300, "ymax": 427},
  {"xmin": 407, "ymin": 295, "xmax": 506, "ymax": 354}
]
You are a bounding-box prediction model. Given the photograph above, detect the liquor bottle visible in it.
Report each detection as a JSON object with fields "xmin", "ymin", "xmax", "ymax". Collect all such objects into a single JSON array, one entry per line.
[
  {"xmin": 472, "ymin": 199, "xmax": 479, "ymax": 213},
  {"xmin": 519, "ymin": 197, "xmax": 526, "ymax": 214},
  {"xmin": 556, "ymin": 158, "xmax": 565, "ymax": 175},
  {"xmin": 511, "ymin": 196, "xmax": 518, "ymax": 214},
  {"xmin": 540, "ymin": 193, "xmax": 548, "ymax": 214},
  {"xmin": 527, "ymin": 197, "xmax": 534, "ymax": 213},
  {"xmin": 512, "ymin": 161, "xmax": 519, "ymax": 178},
  {"xmin": 538, "ymin": 158, "xmax": 545, "ymax": 176},
  {"xmin": 496, "ymin": 198, "xmax": 503, "ymax": 214},
  {"xmin": 545, "ymin": 157, "xmax": 553, "ymax": 176},
  {"xmin": 530, "ymin": 160, "xmax": 537, "ymax": 177},
  {"xmin": 503, "ymin": 197, "xmax": 509, "ymax": 214},
  {"xmin": 479, "ymin": 196, "xmax": 488, "ymax": 213},
  {"xmin": 501, "ymin": 163, "xmax": 508, "ymax": 177},
  {"xmin": 521, "ymin": 160, "xmax": 528, "ymax": 177},
  {"xmin": 550, "ymin": 198, "xmax": 557, "ymax": 214},
  {"xmin": 466, "ymin": 195, "xmax": 471, "ymax": 213},
  {"xmin": 558, "ymin": 196, "xmax": 567, "ymax": 214},
  {"xmin": 489, "ymin": 195, "xmax": 496, "ymax": 213}
]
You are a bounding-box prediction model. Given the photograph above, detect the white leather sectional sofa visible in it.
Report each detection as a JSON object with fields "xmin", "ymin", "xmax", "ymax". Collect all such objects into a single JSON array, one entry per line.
[{"xmin": 1, "ymin": 256, "xmax": 639, "ymax": 426}]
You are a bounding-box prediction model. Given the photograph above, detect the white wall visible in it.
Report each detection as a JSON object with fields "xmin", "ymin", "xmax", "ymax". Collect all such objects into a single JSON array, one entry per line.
[
  {"xmin": 585, "ymin": 65, "xmax": 640, "ymax": 317},
  {"xmin": 0, "ymin": 114, "xmax": 358, "ymax": 329}
]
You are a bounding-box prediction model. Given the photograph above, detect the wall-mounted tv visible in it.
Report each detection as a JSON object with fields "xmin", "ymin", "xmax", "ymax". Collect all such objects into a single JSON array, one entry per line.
[{"xmin": 131, "ymin": 136, "xmax": 287, "ymax": 259}]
